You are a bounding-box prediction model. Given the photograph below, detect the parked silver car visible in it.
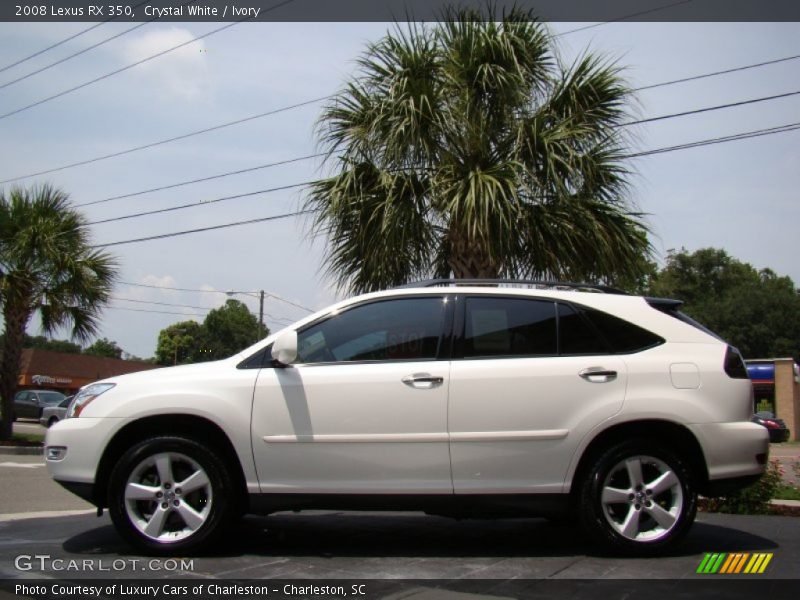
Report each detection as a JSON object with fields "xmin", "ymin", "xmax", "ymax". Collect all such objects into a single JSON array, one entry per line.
[{"xmin": 40, "ymin": 396, "xmax": 73, "ymax": 428}]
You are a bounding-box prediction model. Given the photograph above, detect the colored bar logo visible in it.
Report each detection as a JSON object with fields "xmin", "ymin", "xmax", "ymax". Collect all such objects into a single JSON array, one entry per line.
[{"xmin": 696, "ymin": 552, "xmax": 773, "ymax": 574}]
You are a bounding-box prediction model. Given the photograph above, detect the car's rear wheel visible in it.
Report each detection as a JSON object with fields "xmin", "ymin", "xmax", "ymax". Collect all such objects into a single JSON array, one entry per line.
[
  {"xmin": 578, "ymin": 439, "xmax": 697, "ymax": 555},
  {"xmin": 108, "ymin": 436, "xmax": 233, "ymax": 555}
]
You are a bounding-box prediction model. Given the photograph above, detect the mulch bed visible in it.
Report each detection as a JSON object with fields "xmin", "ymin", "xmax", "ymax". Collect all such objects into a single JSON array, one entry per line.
[{"xmin": 698, "ymin": 497, "xmax": 800, "ymax": 517}]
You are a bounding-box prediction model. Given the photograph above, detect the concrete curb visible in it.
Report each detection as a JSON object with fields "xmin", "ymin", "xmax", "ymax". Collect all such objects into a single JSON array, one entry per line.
[
  {"xmin": 0, "ymin": 509, "xmax": 94, "ymax": 522},
  {"xmin": 770, "ymin": 498, "xmax": 800, "ymax": 507},
  {"xmin": 0, "ymin": 445, "xmax": 44, "ymax": 455}
]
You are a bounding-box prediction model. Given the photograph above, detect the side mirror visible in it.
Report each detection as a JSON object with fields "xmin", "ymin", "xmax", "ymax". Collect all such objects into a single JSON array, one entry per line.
[{"xmin": 271, "ymin": 330, "xmax": 298, "ymax": 366}]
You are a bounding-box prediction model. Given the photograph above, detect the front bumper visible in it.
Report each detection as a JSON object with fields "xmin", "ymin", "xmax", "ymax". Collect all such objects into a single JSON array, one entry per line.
[
  {"xmin": 55, "ymin": 480, "xmax": 97, "ymax": 505},
  {"xmin": 45, "ymin": 416, "xmax": 128, "ymax": 488}
]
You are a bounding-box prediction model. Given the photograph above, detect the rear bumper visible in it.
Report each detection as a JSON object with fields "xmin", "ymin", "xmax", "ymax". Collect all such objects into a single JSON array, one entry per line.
[
  {"xmin": 702, "ymin": 474, "xmax": 763, "ymax": 497},
  {"xmin": 687, "ymin": 421, "xmax": 770, "ymax": 481}
]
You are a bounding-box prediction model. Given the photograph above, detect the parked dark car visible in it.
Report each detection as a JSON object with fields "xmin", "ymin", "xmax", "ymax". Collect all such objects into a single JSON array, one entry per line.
[
  {"xmin": 13, "ymin": 389, "xmax": 66, "ymax": 420},
  {"xmin": 751, "ymin": 411, "xmax": 791, "ymax": 443},
  {"xmin": 40, "ymin": 395, "xmax": 73, "ymax": 428}
]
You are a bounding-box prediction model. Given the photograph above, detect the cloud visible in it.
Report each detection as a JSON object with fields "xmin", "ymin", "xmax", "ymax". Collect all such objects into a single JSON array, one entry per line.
[{"xmin": 121, "ymin": 27, "xmax": 210, "ymax": 100}]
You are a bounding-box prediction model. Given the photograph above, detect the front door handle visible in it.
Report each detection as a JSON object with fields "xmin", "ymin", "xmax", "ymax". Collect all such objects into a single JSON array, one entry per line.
[
  {"xmin": 402, "ymin": 373, "xmax": 444, "ymax": 389},
  {"xmin": 579, "ymin": 368, "xmax": 618, "ymax": 383}
]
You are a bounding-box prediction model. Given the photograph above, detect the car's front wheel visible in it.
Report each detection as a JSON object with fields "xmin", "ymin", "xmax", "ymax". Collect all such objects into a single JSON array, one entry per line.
[
  {"xmin": 578, "ymin": 439, "xmax": 697, "ymax": 555},
  {"xmin": 108, "ymin": 436, "xmax": 233, "ymax": 555}
]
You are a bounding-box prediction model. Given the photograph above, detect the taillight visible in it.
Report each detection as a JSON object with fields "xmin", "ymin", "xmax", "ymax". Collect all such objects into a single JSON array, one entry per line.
[
  {"xmin": 764, "ymin": 420, "xmax": 780, "ymax": 429},
  {"xmin": 724, "ymin": 346, "xmax": 749, "ymax": 379}
]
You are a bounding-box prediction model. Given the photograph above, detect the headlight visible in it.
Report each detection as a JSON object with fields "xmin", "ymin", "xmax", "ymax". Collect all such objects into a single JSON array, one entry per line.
[{"xmin": 67, "ymin": 383, "xmax": 116, "ymax": 418}]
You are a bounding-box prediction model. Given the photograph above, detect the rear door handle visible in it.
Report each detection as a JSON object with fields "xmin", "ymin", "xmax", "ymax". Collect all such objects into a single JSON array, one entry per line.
[
  {"xmin": 402, "ymin": 373, "xmax": 444, "ymax": 389},
  {"xmin": 579, "ymin": 368, "xmax": 618, "ymax": 383}
]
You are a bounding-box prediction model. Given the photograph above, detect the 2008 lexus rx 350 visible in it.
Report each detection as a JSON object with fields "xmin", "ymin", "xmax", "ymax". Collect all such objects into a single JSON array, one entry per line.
[{"xmin": 46, "ymin": 280, "xmax": 769, "ymax": 555}]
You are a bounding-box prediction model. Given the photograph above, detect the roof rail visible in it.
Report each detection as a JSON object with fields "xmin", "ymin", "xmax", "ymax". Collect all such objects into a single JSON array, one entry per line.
[{"xmin": 394, "ymin": 279, "xmax": 629, "ymax": 295}]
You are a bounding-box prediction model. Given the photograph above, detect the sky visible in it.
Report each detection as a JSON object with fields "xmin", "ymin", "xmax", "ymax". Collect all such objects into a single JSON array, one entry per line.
[{"xmin": 0, "ymin": 17, "xmax": 798, "ymax": 358}]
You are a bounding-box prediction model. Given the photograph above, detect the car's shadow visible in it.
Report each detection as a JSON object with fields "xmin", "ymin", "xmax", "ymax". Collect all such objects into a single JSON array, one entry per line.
[{"xmin": 62, "ymin": 512, "xmax": 780, "ymax": 559}]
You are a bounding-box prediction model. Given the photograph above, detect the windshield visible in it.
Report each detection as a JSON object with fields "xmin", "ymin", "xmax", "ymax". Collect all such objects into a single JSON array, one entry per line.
[{"xmin": 39, "ymin": 391, "xmax": 66, "ymax": 405}]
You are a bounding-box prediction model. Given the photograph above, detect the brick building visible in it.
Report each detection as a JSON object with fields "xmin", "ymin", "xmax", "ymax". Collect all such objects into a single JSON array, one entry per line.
[{"xmin": 17, "ymin": 348, "xmax": 158, "ymax": 395}]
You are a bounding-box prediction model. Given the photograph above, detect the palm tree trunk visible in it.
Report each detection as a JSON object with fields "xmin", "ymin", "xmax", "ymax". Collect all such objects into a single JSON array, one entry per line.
[
  {"xmin": 0, "ymin": 303, "xmax": 31, "ymax": 441},
  {"xmin": 447, "ymin": 229, "xmax": 502, "ymax": 279}
]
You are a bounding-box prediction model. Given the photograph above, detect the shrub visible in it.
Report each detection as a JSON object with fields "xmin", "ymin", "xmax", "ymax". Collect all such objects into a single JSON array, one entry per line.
[{"xmin": 704, "ymin": 459, "xmax": 784, "ymax": 514}]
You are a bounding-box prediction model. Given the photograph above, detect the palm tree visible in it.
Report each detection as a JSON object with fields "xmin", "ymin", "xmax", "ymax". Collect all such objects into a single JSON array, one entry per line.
[
  {"xmin": 0, "ymin": 184, "xmax": 117, "ymax": 440},
  {"xmin": 306, "ymin": 6, "xmax": 651, "ymax": 293}
]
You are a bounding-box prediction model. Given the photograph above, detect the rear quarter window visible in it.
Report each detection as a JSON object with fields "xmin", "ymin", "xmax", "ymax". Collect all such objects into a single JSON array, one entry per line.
[{"xmin": 580, "ymin": 306, "xmax": 665, "ymax": 354}]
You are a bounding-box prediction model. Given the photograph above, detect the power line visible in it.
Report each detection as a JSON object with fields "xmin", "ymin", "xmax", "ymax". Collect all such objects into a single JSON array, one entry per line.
[
  {"xmin": 626, "ymin": 121, "xmax": 800, "ymax": 158},
  {"xmin": 86, "ymin": 182, "xmax": 311, "ymax": 225},
  {"xmin": 81, "ymin": 91, "xmax": 799, "ymax": 226},
  {"xmin": 0, "ymin": 0, "xmax": 154, "ymax": 75},
  {"xmin": 0, "ymin": 21, "xmax": 238, "ymax": 121},
  {"xmin": 0, "ymin": 24, "xmax": 107, "ymax": 75},
  {"xmin": 111, "ymin": 295, "xmax": 294, "ymax": 324},
  {"xmin": 0, "ymin": 97, "xmax": 327, "ymax": 185},
  {"xmin": 111, "ymin": 295, "xmax": 214, "ymax": 311},
  {"xmin": 0, "ymin": 21, "xmax": 153, "ymax": 92},
  {"xmin": 5, "ymin": 46, "xmax": 796, "ymax": 186},
  {"xmin": 621, "ymin": 89, "xmax": 800, "ymax": 127},
  {"xmin": 89, "ymin": 120, "xmax": 800, "ymax": 249},
  {"xmin": 0, "ymin": 0, "xmax": 296, "ymax": 123},
  {"xmin": 91, "ymin": 210, "xmax": 311, "ymax": 248},
  {"xmin": 118, "ymin": 280, "xmax": 315, "ymax": 313},
  {"xmin": 634, "ymin": 53, "xmax": 800, "ymax": 92},
  {"xmin": 76, "ymin": 154, "xmax": 324, "ymax": 208},
  {"xmin": 555, "ymin": 0, "xmax": 695, "ymax": 37},
  {"xmin": 107, "ymin": 305, "xmax": 205, "ymax": 317}
]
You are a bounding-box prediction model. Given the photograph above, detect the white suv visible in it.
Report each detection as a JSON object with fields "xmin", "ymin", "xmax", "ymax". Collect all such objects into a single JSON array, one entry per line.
[{"xmin": 45, "ymin": 280, "xmax": 769, "ymax": 556}]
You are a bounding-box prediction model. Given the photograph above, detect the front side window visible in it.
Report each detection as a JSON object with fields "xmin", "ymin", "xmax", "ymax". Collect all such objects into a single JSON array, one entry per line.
[
  {"xmin": 463, "ymin": 297, "xmax": 557, "ymax": 358},
  {"xmin": 296, "ymin": 297, "xmax": 446, "ymax": 364}
]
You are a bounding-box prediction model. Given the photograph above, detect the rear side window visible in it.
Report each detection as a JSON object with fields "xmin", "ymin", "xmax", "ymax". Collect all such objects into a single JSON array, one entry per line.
[
  {"xmin": 581, "ymin": 306, "xmax": 664, "ymax": 353},
  {"xmin": 558, "ymin": 303, "xmax": 609, "ymax": 355},
  {"xmin": 463, "ymin": 297, "xmax": 557, "ymax": 358}
]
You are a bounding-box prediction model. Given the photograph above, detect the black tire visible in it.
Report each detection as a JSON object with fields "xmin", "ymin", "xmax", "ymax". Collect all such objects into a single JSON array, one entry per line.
[
  {"xmin": 108, "ymin": 436, "xmax": 234, "ymax": 555},
  {"xmin": 47, "ymin": 417, "xmax": 58, "ymax": 428},
  {"xmin": 578, "ymin": 439, "xmax": 697, "ymax": 556}
]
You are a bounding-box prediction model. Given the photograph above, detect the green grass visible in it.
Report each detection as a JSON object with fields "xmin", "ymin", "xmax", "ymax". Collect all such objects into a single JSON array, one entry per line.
[
  {"xmin": 774, "ymin": 484, "xmax": 800, "ymax": 501},
  {"xmin": 11, "ymin": 431, "xmax": 44, "ymax": 444}
]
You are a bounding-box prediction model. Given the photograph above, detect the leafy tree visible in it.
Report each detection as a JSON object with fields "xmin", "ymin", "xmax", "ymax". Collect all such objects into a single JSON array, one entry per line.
[
  {"xmin": 648, "ymin": 248, "xmax": 800, "ymax": 359},
  {"xmin": 155, "ymin": 320, "xmax": 206, "ymax": 366},
  {"xmin": 0, "ymin": 184, "xmax": 117, "ymax": 440},
  {"xmin": 154, "ymin": 301, "xmax": 269, "ymax": 365},
  {"xmin": 26, "ymin": 335, "xmax": 83, "ymax": 354},
  {"xmin": 202, "ymin": 299, "xmax": 268, "ymax": 360},
  {"xmin": 306, "ymin": 5, "xmax": 650, "ymax": 293},
  {"xmin": 0, "ymin": 333, "xmax": 83, "ymax": 354},
  {"xmin": 84, "ymin": 337, "xmax": 123, "ymax": 359}
]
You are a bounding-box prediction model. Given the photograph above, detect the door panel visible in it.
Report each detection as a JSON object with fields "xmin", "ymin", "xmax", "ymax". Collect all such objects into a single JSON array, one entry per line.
[
  {"xmin": 250, "ymin": 295, "xmax": 453, "ymax": 494},
  {"xmin": 448, "ymin": 295, "xmax": 627, "ymax": 494},
  {"xmin": 251, "ymin": 361, "xmax": 451, "ymax": 493},
  {"xmin": 449, "ymin": 355, "xmax": 626, "ymax": 493}
]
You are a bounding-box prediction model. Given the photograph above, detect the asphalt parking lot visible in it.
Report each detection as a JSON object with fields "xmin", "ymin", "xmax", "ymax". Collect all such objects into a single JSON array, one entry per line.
[{"xmin": 1, "ymin": 506, "xmax": 799, "ymax": 579}]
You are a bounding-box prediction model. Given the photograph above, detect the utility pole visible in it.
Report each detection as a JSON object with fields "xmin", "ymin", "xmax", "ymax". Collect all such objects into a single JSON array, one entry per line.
[{"xmin": 258, "ymin": 290, "xmax": 265, "ymax": 342}]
